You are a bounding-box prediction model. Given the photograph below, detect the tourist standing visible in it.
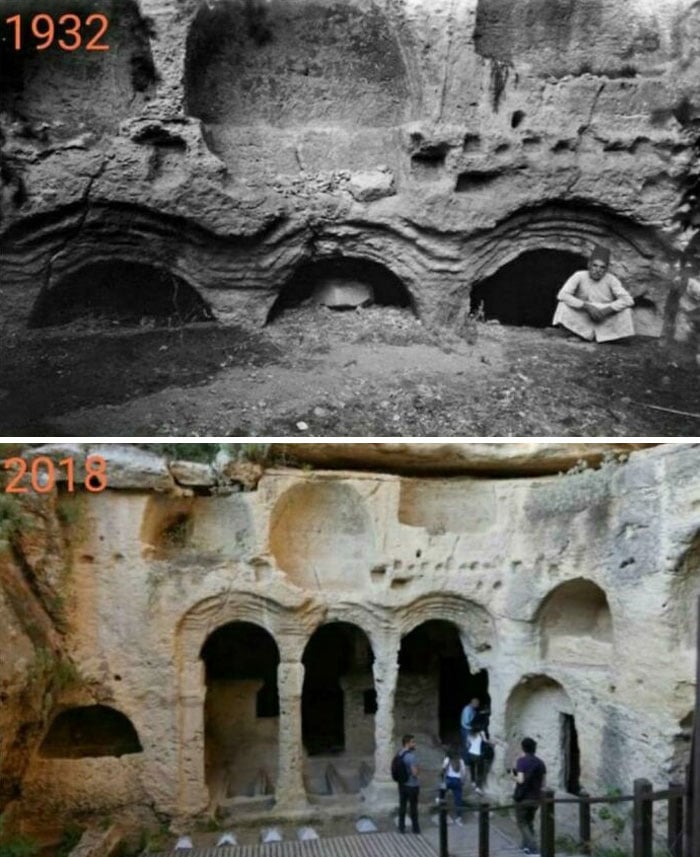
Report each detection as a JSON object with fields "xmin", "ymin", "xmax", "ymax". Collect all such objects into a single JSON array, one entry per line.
[
  {"xmin": 513, "ymin": 737, "xmax": 547, "ymax": 855},
  {"xmin": 441, "ymin": 749, "xmax": 467, "ymax": 825},
  {"xmin": 466, "ymin": 726, "xmax": 487, "ymax": 794},
  {"xmin": 460, "ymin": 697, "xmax": 480, "ymax": 753},
  {"xmin": 397, "ymin": 734, "xmax": 421, "ymax": 834}
]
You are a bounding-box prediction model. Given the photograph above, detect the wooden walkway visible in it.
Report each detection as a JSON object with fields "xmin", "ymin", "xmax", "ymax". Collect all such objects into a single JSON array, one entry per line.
[{"xmin": 152, "ymin": 832, "xmax": 437, "ymax": 857}]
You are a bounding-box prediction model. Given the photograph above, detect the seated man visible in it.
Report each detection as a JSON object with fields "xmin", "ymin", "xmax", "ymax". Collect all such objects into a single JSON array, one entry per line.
[{"xmin": 552, "ymin": 245, "xmax": 634, "ymax": 342}]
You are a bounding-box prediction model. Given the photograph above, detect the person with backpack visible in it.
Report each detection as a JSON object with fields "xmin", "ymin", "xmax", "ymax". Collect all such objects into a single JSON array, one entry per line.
[
  {"xmin": 392, "ymin": 734, "xmax": 421, "ymax": 834},
  {"xmin": 512, "ymin": 737, "xmax": 547, "ymax": 856}
]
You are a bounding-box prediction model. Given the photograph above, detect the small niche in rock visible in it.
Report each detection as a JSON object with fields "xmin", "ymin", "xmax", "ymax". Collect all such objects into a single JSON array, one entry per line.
[
  {"xmin": 40, "ymin": 705, "xmax": 143, "ymax": 758},
  {"xmin": 266, "ymin": 258, "xmax": 414, "ymax": 322},
  {"xmin": 455, "ymin": 170, "xmax": 502, "ymax": 192},
  {"xmin": 160, "ymin": 512, "xmax": 193, "ymax": 550},
  {"xmin": 411, "ymin": 143, "xmax": 449, "ymax": 180},
  {"xmin": 463, "ymin": 133, "xmax": 481, "ymax": 152},
  {"xmin": 0, "ymin": 0, "xmax": 156, "ymax": 141},
  {"xmin": 470, "ymin": 248, "xmax": 587, "ymax": 327},
  {"xmin": 29, "ymin": 260, "xmax": 214, "ymax": 329},
  {"xmin": 511, "ymin": 110, "xmax": 526, "ymax": 128}
]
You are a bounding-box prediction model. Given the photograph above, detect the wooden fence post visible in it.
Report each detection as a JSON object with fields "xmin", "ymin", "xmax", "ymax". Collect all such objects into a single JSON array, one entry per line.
[
  {"xmin": 478, "ymin": 801, "xmax": 490, "ymax": 857},
  {"xmin": 578, "ymin": 790, "xmax": 591, "ymax": 855},
  {"xmin": 633, "ymin": 778, "xmax": 653, "ymax": 857},
  {"xmin": 668, "ymin": 781, "xmax": 684, "ymax": 857},
  {"xmin": 540, "ymin": 788, "xmax": 555, "ymax": 857},
  {"xmin": 438, "ymin": 786, "xmax": 448, "ymax": 857}
]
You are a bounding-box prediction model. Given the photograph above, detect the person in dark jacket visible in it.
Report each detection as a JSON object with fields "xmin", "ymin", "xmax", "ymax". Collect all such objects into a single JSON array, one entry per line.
[{"xmin": 513, "ymin": 737, "xmax": 547, "ymax": 855}]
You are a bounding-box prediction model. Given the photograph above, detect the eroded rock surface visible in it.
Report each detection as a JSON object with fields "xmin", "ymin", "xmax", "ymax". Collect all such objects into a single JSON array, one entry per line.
[
  {"xmin": 0, "ymin": 0, "xmax": 698, "ymax": 340},
  {"xmin": 0, "ymin": 442, "xmax": 697, "ymax": 842}
]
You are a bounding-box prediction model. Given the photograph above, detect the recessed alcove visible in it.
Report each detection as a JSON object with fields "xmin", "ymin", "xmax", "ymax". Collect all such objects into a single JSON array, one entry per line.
[
  {"xmin": 267, "ymin": 258, "xmax": 414, "ymax": 322},
  {"xmin": 39, "ymin": 705, "xmax": 142, "ymax": 758},
  {"xmin": 470, "ymin": 249, "xmax": 587, "ymax": 327},
  {"xmin": 29, "ymin": 261, "xmax": 214, "ymax": 328},
  {"xmin": 0, "ymin": 0, "xmax": 156, "ymax": 140}
]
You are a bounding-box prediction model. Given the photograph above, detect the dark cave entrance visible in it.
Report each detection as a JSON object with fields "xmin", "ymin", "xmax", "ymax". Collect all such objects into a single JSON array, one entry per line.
[
  {"xmin": 561, "ymin": 712, "xmax": 581, "ymax": 794},
  {"xmin": 200, "ymin": 622, "xmax": 280, "ymax": 799},
  {"xmin": 301, "ymin": 622, "xmax": 375, "ymax": 757},
  {"xmin": 39, "ymin": 705, "xmax": 142, "ymax": 758},
  {"xmin": 266, "ymin": 257, "xmax": 414, "ymax": 322},
  {"xmin": 397, "ymin": 620, "xmax": 489, "ymax": 747},
  {"xmin": 29, "ymin": 260, "xmax": 214, "ymax": 328},
  {"xmin": 470, "ymin": 248, "xmax": 587, "ymax": 327}
]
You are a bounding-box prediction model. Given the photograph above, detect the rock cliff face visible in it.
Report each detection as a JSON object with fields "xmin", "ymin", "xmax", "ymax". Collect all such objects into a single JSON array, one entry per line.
[
  {"xmin": 1, "ymin": 0, "xmax": 698, "ymax": 337},
  {"xmin": 0, "ymin": 443, "xmax": 697, "ymax": 837}
]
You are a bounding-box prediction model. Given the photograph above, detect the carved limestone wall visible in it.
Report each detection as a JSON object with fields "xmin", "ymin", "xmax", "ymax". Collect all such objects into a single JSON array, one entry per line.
[
  {"xmin": 1, "ymin": 1, "xmax": 698, "ymax": 336},
  {"xmin": 4, "ymin": 442, "xmax": 698, "ymax": 826}
]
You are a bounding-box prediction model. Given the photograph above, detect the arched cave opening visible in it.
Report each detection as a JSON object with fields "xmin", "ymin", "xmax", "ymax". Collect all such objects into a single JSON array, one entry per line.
[
  {"xmin": 267, "ymin": 257, "xmax": 414, "ymax": 322},
  {"xmin": 0, "ymin": 0, "xmax": 156, "ymax": 140},
  {"xmin": 39, "ymin": 705, "xmax": 143, "ymax": 758},
  {"xmin": 200, "ymin": 622, "xmax": 280, "ymax": 800},
  {"xmin": 29, "ymin": 260, "xmax": 214, "ymax": 328},
  {"xmin": 301, "ymin": 622, "xmax": 375, "ymax": 764},
  {"xmin": 470, "ymin": 248, "xmax": 587, "ymax": 328},
  {"xmin": 397, "ymin": 620, "xmax": 489, "ymax": 748}
]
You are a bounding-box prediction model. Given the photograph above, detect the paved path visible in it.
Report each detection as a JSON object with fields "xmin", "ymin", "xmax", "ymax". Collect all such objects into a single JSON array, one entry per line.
[{"xmin": 151, "ymin": 831, "xmax": 438, "ymax": 857}]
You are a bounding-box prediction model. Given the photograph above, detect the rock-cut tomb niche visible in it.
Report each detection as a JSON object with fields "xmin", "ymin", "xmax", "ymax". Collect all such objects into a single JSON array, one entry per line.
[
  {"xmin": 301, "ymin": 622, "xmax": 375, "ymax": 796},
  {"xmin": 268, "ymin": 481, "xmax": 377, "ymax": 590},
  {"xmin": 396, "ymin": 620, "xmax": 489, "ymax": 752},
  {"xmin": 537, "ymin": 578, "xmax": 613, "ymax": 665},
  {"xmin": 469, "ymin": 249, "xmax": 588, "ymax": 328},
  {"xmin": 506, "ymin": 675, "xmax": 581, "ymax": 795},
  {"xmin": 200, "ymin": 622, "xmax": 280, "ymax": 803},
  {"xmin": 29, "ymin": 261, "xmax": 214, "ymax": 329},
  {"xmin": 266, "ymin": 258, "xmax": 414, "ymax": 322},
  {"xmin": 0, "ymin": 0, "xmax": 156, "ymax": 140},
  {"xmin": 39, "ymin": 705, "xmax": 143, "ymax": 758},
  {"xmin": 184, "ymin": 0, "xmax": 411, "ymax": 169}
]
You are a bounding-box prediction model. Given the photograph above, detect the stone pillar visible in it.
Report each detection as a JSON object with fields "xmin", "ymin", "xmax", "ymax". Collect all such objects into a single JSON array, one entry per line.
[
  {"xmin": 364, "ymin": 636, "xmax": 401, "ymax": 806},
  {"xmin": 275, "ymin": 661, "xmax": 309, "ymax": 812},
  {"xmin": 177, "ymin": 659, "xmax": 209, "ymax": 814}
]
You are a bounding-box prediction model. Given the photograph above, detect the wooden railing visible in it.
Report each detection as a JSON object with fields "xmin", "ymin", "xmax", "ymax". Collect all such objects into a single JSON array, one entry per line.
[{"xmin": 436, "ymin": 778, "xmax": 687, "ymax": 857}]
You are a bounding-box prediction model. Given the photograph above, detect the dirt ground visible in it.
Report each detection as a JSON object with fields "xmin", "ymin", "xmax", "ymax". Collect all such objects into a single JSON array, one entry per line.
[{"xmin": 1, "ymin": 306, "xmax": 699, "ymax": 437}]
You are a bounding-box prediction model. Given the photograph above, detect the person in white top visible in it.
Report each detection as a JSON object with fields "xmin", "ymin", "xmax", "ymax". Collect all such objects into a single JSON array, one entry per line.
[
  {"xmin": 441, "ymin": 749, "xmax": 467, "ymax": 824},
  {"xmin": 552, "ymin": 245, "xmax": 635, "ymax": 342},
  {"xmin": 466, "ymin": 727, "xmax": 487, "ymax": 794}
]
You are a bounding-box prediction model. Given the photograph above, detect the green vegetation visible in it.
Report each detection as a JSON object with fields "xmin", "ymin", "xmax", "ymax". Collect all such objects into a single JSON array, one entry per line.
[
  {"xmin": 141, "ymin": 822, "xmax": 171, "ymax": 853},
  {"xmin": 29, "ymin": 647, "xmax": 83, "ymax": 692},
  {"xmin": 56, "ymin": 823, "xmax": 84, "ymax": 857},
  {"xmin": 0, "ymin": 817, "xmax": 39, "ymax": 857},
  {"xmin": 0, "ymin": 495, "xmax": 26, "ymax": 551}
]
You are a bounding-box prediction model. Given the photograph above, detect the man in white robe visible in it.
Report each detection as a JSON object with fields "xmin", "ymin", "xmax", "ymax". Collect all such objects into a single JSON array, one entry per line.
[{"xmin": 552, "ymin": 245, "xmax": 635, "ymax": 342}]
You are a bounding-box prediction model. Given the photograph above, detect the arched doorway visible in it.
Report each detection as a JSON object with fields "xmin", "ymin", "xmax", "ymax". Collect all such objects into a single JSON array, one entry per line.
[
  {"xmin": 29, "ymin": 260, "xmax": 213, "ymax": 328},
  {"xmin": 505, "ymin": 675, "xmax": 580, "ymax": 794},
  {"xmin": 301, "ymin": 622, "xmax": 375, "ymax": 795},
  {"xmin": 396, "ymin": 620, "xmax": 489, "ymax": 750},
  {"xmin": 267, "ymin": 258, "xmax": 414, "ymax": 322},
  {"xmin": 470, "ymin": 249, "xmax": 587, "ymax": 327},
  {"xmin": 200, "ymin": 622, "xmax": 280, "ymax": 802}
]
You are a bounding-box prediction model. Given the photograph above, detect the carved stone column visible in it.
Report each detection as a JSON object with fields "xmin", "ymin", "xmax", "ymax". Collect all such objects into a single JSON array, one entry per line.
[
  {"xmin": 364, "ymin": 634, "xmax": 401, "ymax": 806},
  {"xmin": 275, "ymin": 660, "xmax": 308, "ymax": 811},
  {"xmin": 177, "ymin": 659, "xmax": 209, "ymax": 814}
]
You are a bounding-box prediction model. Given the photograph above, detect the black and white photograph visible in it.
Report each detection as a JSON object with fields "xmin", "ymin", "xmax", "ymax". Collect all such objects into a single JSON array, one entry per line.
[{"xmin": 1, "ymin": 0, "xmax": 699, "ymax": 435}]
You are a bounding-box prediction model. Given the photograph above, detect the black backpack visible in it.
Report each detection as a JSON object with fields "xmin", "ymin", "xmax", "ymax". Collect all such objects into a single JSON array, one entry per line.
[{"xmin": 391, "ymin": 750, "xmax": 409, "ymax": 784}]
